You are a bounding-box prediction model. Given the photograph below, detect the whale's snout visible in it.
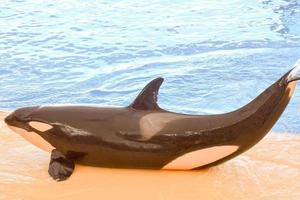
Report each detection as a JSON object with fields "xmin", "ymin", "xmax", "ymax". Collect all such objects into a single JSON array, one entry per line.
[
  {"xmin": 4, "ymin": 106, "xmax": 54, "ymax": 152},
  {"xmin": 4, "ymin": 113, "xmax": 15, "ymax": 125},
  {"xmin": 4, "ymin": 106, "xmax": 39, "ymax": 128}
]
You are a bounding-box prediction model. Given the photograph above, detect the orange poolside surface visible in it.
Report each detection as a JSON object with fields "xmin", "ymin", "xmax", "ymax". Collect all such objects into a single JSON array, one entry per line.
[{"xmin": 0, "ymin": 111, "xmax": 299, "ymax": 200}]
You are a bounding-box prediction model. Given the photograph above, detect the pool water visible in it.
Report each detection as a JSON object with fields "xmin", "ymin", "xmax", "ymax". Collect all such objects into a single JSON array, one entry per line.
[{"xmin": 0, "ymin": 0, "xmax": 300, "ymax": 132}]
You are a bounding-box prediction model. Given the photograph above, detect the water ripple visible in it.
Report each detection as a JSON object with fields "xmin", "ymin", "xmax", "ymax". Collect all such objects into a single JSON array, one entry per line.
[{"xmin": 0, "ymin": 0, "xmax": 300, "ymax": 132}]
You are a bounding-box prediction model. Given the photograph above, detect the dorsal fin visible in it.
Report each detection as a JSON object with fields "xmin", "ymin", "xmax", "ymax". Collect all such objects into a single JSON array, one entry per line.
[{"xmin": 129, "ymin": 77, "xmax": 164, "ymax": 111}]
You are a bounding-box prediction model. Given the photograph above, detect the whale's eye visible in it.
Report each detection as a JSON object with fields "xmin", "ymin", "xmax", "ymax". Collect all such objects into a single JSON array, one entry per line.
[{"xmin": 29, "ymin": 121, "xmax": 53, "ymax": 132}]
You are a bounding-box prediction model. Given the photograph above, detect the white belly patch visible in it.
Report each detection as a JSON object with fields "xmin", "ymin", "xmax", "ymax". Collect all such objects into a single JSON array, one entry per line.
[{"xmin": 162, "ymin": 145, "xmax": 239, "ymax": 170}]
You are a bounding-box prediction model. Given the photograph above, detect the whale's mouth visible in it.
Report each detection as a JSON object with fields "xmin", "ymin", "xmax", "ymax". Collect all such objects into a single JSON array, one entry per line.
[{"xmin": 6, "ymin": 124, "xmax": 54, "ymax": 152}]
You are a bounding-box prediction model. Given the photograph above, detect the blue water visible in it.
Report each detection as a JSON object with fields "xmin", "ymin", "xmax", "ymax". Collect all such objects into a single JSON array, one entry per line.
[{"xmin": 0, "ymin": 0, "xmax": 300, "ymax": 133}]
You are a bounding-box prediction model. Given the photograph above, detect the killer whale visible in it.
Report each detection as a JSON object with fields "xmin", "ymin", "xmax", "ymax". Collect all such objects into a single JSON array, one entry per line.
[{"xmin": 5, "ymin": 59, "xmax": 300, "ymax": 181}]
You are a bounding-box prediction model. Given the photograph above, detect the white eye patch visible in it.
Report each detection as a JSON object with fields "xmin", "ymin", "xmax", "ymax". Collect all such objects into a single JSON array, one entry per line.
[{"xmin": 29, "ymin": 121, "xmax": 53, "ymax": 132}]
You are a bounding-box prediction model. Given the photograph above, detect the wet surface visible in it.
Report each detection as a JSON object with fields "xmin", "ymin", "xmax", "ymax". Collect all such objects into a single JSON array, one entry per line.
[
  {"xmin": 0, "ymin": 112, "xmax": 299, "ymax": 200},
  {"xmin": 0, "ymin": 1, "xmax": 300, "ymax": 132}
]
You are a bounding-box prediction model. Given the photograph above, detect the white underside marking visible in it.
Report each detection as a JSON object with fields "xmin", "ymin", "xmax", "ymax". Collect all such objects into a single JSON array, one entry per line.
[
  {"xmin": 29, "ymin": 121, "xmax": 53, "ymax": 132},
  {"xmin": 7, "ymin": 125, "xmax": 54, "ymax": 152},
  {"xmin": 162, "ymin": 145, "xmax": 239, "ymax": 170}
]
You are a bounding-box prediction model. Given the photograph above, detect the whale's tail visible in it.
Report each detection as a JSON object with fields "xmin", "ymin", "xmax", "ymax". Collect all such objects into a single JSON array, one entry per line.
[{"xmin": 287, "ymin": 59, "xmax": 300, "ymax": 83}]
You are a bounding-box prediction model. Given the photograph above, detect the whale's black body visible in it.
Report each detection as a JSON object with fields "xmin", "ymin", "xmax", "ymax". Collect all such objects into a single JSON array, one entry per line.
[{"xmin": 4, "ymin": 61, "xmax": 300, "ymax": 181}]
